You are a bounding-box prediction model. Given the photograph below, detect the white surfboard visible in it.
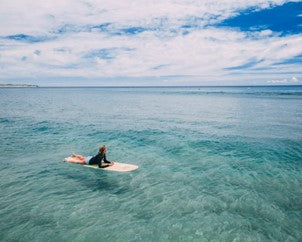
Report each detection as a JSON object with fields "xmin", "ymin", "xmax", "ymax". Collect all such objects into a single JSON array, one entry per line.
[
  {"xmin": 84, "ymin": 162, "xmax": 138, "ymax": 172},
  {"xmin": 64, "ymin": 157, "xmax": 138, "ymax": 172}
]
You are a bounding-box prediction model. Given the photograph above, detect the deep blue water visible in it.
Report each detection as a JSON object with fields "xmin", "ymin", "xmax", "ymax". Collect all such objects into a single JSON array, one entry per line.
[{"xmin": 0, "ymin": 86, "xmax": 301, "ymax": 241}]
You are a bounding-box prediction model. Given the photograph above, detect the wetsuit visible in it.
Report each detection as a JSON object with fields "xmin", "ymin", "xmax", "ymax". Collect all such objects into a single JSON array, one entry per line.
[{"xmin": 88, "ymin": 153, "xmax": 111, "ymax": 168}]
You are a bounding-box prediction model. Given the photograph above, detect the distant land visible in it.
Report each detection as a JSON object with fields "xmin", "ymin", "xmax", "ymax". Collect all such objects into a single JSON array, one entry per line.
[{"xmin": 0, "ymin": 84, "xmax": 39, "ymax": 88}]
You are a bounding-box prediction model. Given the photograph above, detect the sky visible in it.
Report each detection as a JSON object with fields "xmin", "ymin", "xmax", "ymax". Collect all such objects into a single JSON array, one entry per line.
[{"xmin": 0, "ymin": 0, "xmax": 302, "ymax": 86}]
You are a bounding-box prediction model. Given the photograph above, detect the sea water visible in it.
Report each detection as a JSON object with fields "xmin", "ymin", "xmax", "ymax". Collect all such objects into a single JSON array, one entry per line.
[{"xmin": 0, "ymin": 86, "xmax": 301, "ymax": 241}]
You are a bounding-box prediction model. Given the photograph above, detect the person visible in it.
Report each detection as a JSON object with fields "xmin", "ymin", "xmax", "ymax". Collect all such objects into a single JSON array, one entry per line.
[{"xmin": 67, "ymin": 145, "xmax": 114, "ymax": 168}]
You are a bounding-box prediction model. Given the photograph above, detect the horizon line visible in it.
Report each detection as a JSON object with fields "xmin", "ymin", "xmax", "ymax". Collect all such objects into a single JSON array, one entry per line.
[
  {"xmin": 37, "ymin": 84, "xmax": 302, "ymax": 88},
  {"xmin": 1, "ymin": 84, "xmax": 302, "ymax": 88}
]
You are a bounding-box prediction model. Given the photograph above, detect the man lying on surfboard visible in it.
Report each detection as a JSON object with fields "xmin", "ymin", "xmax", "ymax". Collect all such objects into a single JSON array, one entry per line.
[{"xmin": 65, "ymin": 145, "xmax": 114, "ymax": 168}]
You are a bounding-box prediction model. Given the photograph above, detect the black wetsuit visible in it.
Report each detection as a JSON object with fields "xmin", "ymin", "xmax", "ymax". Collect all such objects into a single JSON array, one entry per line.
[{"xmin": 88, "ymin": 153, "xmax": 111, "ymax": 168}]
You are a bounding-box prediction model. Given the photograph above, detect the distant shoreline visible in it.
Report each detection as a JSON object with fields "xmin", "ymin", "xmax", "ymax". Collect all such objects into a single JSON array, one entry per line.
[{"xmin": 0, "ymin": 84, "xmax": 39, "ymax": 88}]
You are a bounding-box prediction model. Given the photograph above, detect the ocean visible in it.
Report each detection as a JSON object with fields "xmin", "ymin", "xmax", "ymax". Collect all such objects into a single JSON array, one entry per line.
[{"xmin": 0, "ymin": 86, "xmax": 301, "ymax": 241}]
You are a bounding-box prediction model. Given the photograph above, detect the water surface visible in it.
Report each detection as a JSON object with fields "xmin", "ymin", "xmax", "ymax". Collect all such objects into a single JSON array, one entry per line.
[{"xmin": 0, "ymin": 86, "xmax": 301, "ymax": 241}]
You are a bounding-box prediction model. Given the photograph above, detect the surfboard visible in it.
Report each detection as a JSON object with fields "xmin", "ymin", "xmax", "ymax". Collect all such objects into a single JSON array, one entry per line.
[
  {"xmin": 64, "ymin": 157, "xmax": 138, "ymax": 172},
  {"xmin": 84, "ymin": 162, "xmax": 138, "ymax": 172}
]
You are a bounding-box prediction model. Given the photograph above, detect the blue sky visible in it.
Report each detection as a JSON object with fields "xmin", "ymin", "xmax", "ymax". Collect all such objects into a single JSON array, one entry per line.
[{"xmin": 0, "ymin": 0, "xmax": 301, "ymax": 86}]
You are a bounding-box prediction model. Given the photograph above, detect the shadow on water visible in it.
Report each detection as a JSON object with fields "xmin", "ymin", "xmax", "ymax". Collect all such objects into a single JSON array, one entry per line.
[{"xmin": 58, "ymin": 163, "xmax": 132, "ymax": 195}]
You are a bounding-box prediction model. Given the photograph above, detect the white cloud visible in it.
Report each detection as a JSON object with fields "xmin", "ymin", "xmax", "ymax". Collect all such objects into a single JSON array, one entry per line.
[
  {"xmin": 0, "ymin": 0, "xmax": 301, "ymax": 85},
  {"xmin": 267, "ymin": 76, "xmax": 300, "ymax": 83}
]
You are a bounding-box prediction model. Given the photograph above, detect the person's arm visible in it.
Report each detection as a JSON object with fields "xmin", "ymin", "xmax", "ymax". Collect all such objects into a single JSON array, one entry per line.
[
  {"xmin": 103, "ymin": 154, "xmax": 111, "ymax": 163},
  {"xmin": 97, "ymin": 154, "xmax": 109, "ymax": 168}
]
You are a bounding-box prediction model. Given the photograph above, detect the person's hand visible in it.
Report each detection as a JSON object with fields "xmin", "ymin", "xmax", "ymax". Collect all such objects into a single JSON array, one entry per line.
[{"xmin": 109, "ymin": 162, "xmax": 114, "ymax": 166}]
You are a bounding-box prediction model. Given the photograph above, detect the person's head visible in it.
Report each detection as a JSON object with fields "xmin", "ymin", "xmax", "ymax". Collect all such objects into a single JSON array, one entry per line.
[{"xmin": 98, "ymin": 145, "xmax": 107, "ymax": 156}]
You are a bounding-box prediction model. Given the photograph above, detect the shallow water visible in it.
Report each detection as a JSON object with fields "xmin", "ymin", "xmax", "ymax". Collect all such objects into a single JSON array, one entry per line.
[{"xmin": 0, "ymin": 86, "xmax": 301, "ymax": 241}]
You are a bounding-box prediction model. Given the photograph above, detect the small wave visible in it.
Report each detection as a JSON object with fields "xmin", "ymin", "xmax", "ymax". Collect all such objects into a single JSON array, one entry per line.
[
  {"xmin": 0, "ymin": 117, "xmax": 14, "ymax": 124},
  {"xmin": 161, "ymin": 90, "xmax": 302, "ymax": 97}
]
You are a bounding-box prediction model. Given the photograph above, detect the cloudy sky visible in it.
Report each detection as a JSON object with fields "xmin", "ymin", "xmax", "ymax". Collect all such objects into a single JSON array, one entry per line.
[{"xmin": 0, "ymin": 0, "xmax": 302, "ymax": 86}]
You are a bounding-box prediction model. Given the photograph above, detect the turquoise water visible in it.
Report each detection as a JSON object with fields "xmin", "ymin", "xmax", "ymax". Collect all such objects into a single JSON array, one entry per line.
[{"xmin": 0, "ymin": 86, "xmax": 301, "ymax": 241}]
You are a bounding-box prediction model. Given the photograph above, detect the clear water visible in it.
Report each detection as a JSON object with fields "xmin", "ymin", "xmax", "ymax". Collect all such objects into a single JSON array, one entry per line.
[{"xmin": 0, "ymin": 86, "xmax": 301, "ymax": 241}]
